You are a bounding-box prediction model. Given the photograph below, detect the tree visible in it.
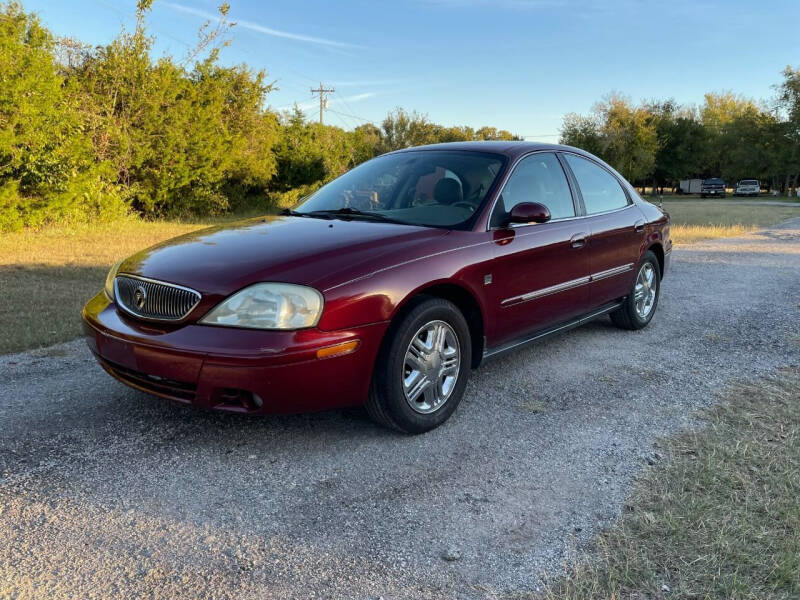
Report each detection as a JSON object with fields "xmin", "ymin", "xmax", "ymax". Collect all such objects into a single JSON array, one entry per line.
[
  {"xmin": 380, "ymin": 108, "xmax": 438, "ymax": 151},
  {"xmin": 644, "ymin": 101, "xmax": 706, "ymax": 191},
  {"xmin": 774, "ymin": 66, "xmax": 800, "ymax": 194},
  {"xmin": 475, "ymin": 126, "xmax": 519, "ymax": 141},
  {"xmin": 68, "ymin": 0, "xmax": 278, "ymax": 216},
  {"xmin": 699, "ymin": 92, "xmax": 761, "ymax": 177},
  {"xmin": 560, "ymin": 113, "xmax": 603, "ymax": 156},
  {"xmin": 0, "ymin": 1, "xmax": 119, "ymax": 230},
  {"xmin": 561, "ymin": 95, "xmax": 657, "ymax": 184}
]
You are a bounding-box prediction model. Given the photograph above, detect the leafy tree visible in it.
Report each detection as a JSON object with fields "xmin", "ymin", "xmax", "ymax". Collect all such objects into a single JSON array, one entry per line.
[
  {"xmin": 0, "ymin": 1, "xmax": 122, "ymax": 230},
  {"xmin": 561, "ymin": 95, "xmax": 657, "ymax": 183},
  {"xmin": 699, "ymin": 92, "xmax": 762, "ymax": 178},
  {"xmin": 560, "ymin": 113, "xmax": 604, "ymax": 156},
  {"xmin": 380, "ymin": 108, "xmax": 439, "ymax": 151},
  {"xmin": 644, "ymin": 101, "xmax": 706, "ymax": 191},
  {"xmin": 348, "ymin": 123, "xmax": 383, "ymax": 164},
  {"xmin": 68, "ymin": 1, "xmax": 278, "ymax": 216},
  {"xmin": 475, "ymin": 126, "xmax": 518, "ymax": 141},
  {"xmin": 774, "ymin": 66, "xmax": 800, "ymax": 194}
]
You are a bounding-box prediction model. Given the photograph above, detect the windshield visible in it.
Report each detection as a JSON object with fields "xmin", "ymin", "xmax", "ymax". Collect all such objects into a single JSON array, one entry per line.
[
  {"xmin": 295, "ymin": 150, "xmax": 506, "ymax": 228},
  {"xmin": 703, "ymin": 178, "xmax": 724, "ymax": 185},
  {"xmin": 739, "ymin": 180, "xmax": 758, "ymax": 185}
]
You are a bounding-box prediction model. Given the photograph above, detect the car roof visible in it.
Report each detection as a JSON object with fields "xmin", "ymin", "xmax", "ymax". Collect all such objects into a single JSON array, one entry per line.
[{"xmin": 388, "ymin": 141, "xmax": 592, "ymax": 161}]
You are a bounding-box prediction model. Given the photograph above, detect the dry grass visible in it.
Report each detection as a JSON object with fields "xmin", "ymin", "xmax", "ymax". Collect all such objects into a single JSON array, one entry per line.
[
  {"xmin": 669, "ymin": 223, "xmax": 757, "ymax": 244},
  {"xmin": 664, "ymin": 201, "xmax": 800, "ymax": 245},
  {"xmin": 541, "ymin": 368, "xmax": 800, "ymax": 600}
]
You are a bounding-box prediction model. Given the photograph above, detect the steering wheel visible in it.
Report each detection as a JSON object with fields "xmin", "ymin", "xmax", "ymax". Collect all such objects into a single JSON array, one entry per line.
[{"xmin": 452, "ymin": 201, "xmax": 476, "ymax": 212}]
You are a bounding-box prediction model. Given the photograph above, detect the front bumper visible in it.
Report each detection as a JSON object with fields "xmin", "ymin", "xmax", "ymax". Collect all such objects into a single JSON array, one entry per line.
[{"xmin": 82, "ymin": 292, "xmax": 389, "ymax": 414}]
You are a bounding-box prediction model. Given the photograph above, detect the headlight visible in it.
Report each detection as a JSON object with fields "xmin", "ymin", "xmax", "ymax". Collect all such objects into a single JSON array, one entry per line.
[
  {"xmin": 200, "ymin": 283, "xmax": 324, "ymax": 330},
  {"xmin": 105, "ymin": 259, "xmax": 124, "ymax": 300}
]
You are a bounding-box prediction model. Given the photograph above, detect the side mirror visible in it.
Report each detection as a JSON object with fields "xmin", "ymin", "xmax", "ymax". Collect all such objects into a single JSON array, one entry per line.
[{"xmin": 507, "ymin": 202, "xmax": 551, "ymax": 225}]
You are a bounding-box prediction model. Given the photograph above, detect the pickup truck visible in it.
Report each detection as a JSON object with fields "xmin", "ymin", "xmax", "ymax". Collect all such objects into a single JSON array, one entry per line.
[
  {"xmin": 734, "ymin": 179, "xmax": 760, "ymax": 196},
  {"xmin": 700, "ymin": 178, "xmax": 726, "ymax": 198}
]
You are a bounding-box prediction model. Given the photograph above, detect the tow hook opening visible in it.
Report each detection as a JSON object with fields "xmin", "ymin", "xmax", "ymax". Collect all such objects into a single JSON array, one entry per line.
[{"xmin": 213, "ymin": 388, "xmax": 263, "ymax": 411}]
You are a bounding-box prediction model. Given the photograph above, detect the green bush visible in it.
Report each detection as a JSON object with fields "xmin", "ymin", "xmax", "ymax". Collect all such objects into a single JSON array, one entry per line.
[
  {"xmin": 0, "ymin": 181, "xmax": 24, "ymax": 232},
  {"xmin": 267, "ymin": 182, "xmax": 324, "ymax": 210}
]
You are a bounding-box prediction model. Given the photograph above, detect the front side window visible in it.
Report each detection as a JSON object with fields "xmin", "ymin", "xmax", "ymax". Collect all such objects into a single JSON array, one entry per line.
[
  {"xmin": 564, "ymin": 154, "xmax": 629, "ymax": 214},
  {"xmin": 491, "ymin": 152, "xmax": 575, "ymax": 227},
  {"xmin": 296, "ymin": 151, "xmax": 505, "ymax": 228}
]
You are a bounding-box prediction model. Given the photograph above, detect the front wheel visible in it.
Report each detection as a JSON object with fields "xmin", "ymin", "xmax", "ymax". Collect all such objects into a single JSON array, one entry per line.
[
  {"xmin": 610, "ymin": 251, "xmax": 661, "ymax": 330},
  {"xmin": 366, "ymin": 297, "xmax": 471, "ymax": 434}
]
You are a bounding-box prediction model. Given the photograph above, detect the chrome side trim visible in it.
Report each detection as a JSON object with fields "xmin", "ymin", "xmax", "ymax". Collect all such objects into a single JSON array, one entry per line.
[
  {"xmin": 501, "ymin": 275, "xmax": 591, "ymax": 306},
  {"xmin": 500, "ymin": 262, "xmax": 634, "ymax": 306},
  {"xmin": 483, "ymin": 301, "xmax": 624, "ymax": 360},
  {"xmin": 591, "ymin": 262, "xmax": 634, "ymax": 281}
]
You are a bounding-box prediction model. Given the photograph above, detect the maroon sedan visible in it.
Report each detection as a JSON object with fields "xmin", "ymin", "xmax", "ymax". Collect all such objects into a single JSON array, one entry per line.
[{"xmin": 83, "ymin": 142, "xmax": 671, "ymax": 433}]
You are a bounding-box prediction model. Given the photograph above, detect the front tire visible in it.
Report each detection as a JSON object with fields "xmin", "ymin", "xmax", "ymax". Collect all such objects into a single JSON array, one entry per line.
[
  {"xmin": 610, "ymin": 251, "xmax": 661, "ymax": 330},
  {"xmin": 366, "ymin": 297, "xmax": 471, "ymax": 434}
]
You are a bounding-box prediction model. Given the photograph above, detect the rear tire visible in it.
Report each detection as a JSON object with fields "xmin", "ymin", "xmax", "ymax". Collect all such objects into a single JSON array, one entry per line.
[
  {"xmin": 366, "ymin": 297, "xmax": 471, "ymax": 434},
  {"xmin": 610, "ymin": 251, "xmax": 661, "ymax": 331}
]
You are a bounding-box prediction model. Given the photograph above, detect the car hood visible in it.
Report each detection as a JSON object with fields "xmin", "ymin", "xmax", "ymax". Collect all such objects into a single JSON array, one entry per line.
[{"xmin": 119, "ymin": 215, "xmax": 449, "ymax": 296}]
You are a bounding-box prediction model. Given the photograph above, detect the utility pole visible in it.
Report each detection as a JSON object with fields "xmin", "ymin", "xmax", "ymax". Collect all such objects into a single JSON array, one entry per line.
[{"xmin": 310, "ymin": 83, "xmax": 335, "ymax": 124}]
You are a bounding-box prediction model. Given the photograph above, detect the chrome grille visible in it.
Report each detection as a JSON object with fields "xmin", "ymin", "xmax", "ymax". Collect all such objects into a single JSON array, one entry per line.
[{"xmin": 115, "ymin": 275, "xmax": 201, "ymax": 321}]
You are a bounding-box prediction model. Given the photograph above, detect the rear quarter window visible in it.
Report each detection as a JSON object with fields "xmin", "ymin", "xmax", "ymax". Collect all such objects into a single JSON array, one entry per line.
[{"xmin": 564, "ymin": 154, "xmax": 629, "ymax": 214}]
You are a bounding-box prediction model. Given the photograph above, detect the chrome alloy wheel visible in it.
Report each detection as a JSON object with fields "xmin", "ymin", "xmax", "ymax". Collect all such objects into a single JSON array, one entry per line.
[
  {"xmin": 402, "ymin": 320, "xmax": 461, "ymax": 414},
  {"xmin": 634, "ymin": 262, "xmax": 657, "ymax": 319}
]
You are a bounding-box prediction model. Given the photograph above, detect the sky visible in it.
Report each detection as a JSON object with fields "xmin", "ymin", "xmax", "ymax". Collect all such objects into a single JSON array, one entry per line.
[{"xmin": 23, "ymin": 0, "xmax": 800, "ymax": 140}]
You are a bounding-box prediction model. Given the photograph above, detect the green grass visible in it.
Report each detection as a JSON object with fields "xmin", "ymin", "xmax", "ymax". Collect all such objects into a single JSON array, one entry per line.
[
  {"xmin": 541, "ymin": 368, "xmax": 800, "ymax": 600},
  {"xmin": 0, "ymin": 199, "xmax": 798, "ymax": 355}
]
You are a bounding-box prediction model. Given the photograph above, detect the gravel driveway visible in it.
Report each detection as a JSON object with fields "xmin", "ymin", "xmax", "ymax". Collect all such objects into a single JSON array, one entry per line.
[{"xmin": 2, "ymin": 219, "xmax": 798, "ymax": 599}]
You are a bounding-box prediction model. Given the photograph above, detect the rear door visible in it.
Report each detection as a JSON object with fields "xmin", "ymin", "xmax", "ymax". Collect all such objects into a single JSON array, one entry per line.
[
  {"xmin": 486, "ymin": 152, "xmax": 591, "ymax": 345},
  {"xmin": 562, "ymin": 153, "xmax": 644, "ymax": 307}
]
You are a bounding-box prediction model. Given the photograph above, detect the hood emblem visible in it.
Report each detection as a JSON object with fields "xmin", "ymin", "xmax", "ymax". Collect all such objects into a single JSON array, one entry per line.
[{"xmin": 133, "ymin": 285, "xmax": 147, "ymax": 310}]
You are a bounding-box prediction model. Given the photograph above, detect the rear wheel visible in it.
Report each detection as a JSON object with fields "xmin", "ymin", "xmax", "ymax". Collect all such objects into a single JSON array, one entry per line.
[
  {"xmin": 366, "ymin": 297, "xmax": 471, "ymax": 434},
  {"xmin": 610, "ymin": 251, "xmax": 661, "ymax": 330}
]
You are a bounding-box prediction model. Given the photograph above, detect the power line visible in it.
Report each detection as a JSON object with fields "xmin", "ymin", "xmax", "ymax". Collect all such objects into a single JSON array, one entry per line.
[
  {"xmin": 328, "ymin": 93, "xmax": 364, "ymax": 129},
  {"xmin": 327, "ymin": 108, "xmax": 379, "ymax": 127}
]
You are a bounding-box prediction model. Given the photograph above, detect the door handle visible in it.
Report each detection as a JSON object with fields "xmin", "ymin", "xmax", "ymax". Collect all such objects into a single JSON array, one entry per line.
[
  {"xmin": 634, "ymin": 220, "xmax": 646, "ymax": 233},
  {"xmin": 570, "ymin": 232, "xmax": 588, "ymax": 249}
]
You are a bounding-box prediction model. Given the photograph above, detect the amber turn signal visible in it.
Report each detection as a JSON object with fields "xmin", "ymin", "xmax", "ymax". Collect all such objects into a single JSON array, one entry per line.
[{"xmin": 316, "ymin": 340, "xmax": 360, "ymax": 360}]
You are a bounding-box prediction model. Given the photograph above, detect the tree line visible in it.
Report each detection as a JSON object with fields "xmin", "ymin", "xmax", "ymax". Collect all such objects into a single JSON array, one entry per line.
[
  {"xmin": 0, "ymin": 0, "xmax": 518, "ymax": 231},
  {"xmin": 560, "ymin": 80, "xmax": 800, "ymax": 195},
  {"xmin": 1, "ymin": 0, "xmax": 798, "ymax": 232}
]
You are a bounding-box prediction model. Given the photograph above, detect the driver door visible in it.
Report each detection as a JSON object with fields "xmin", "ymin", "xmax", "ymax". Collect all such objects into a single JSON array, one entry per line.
[{"xmin": 487, "ymin": 152, "xmax": 591, "ymax": 345}]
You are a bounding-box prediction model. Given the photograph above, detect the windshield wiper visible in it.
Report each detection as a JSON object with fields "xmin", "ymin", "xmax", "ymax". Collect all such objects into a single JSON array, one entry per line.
[
  {"xmin": 279, "ymin": 208, "xmax": 333, "ymax": 220},
  {"xmin": 306, "ymin": 207, "xmax": 400, "ymax": 223}
]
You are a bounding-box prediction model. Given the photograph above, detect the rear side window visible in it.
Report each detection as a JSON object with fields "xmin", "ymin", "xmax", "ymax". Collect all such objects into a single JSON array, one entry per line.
[{"xmin": 564, "ymin": 154, "xmax": 629, "ymax": 214}]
